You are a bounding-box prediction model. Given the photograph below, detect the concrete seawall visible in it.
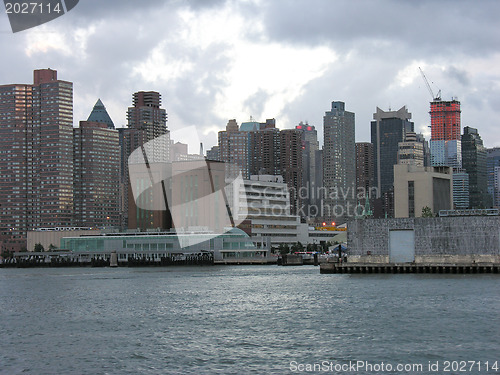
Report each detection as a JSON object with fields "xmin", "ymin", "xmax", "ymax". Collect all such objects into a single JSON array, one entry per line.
[{"xmin": 347, "ymin": 216, "xmax": 500, "ymax": 264}]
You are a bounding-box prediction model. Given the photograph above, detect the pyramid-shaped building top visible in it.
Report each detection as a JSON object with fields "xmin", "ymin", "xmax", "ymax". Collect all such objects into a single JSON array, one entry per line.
[{"xmin": 87, "ymin": 99, "xmax": 115, "ymax": 129}]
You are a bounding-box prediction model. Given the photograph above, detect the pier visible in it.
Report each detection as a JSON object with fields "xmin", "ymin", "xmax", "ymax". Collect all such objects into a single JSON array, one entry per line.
[{"xmin": 320, "ymin": 262, "xmax": 500, "ymax": 274}]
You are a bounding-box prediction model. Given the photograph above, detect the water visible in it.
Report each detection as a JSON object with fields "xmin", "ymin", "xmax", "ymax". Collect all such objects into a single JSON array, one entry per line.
[{"xmin": 0, "ymin": 266, "xmax": 499, "ymax": 374}]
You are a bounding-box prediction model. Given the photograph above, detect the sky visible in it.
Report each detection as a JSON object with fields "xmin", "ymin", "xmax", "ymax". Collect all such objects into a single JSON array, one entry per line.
[{"xmin": 1, "ymin": 0, "xmax": 500, "ymax": 151}]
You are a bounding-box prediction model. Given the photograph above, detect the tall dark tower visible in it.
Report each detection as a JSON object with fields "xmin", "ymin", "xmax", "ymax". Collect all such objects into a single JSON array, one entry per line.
[{"xmin": 462, "ymin": 126, "xmax": 490, "ymax": 208}]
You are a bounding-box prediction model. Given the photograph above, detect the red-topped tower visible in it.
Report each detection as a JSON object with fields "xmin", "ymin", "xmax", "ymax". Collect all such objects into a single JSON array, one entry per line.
[{"xmin": 430, "ymin": 99, "xmax": 461, "ymax": 141}]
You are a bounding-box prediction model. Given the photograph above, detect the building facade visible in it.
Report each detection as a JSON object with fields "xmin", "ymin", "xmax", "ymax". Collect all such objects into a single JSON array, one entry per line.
[
  {"xmin": 227, "ymin": 175, "xmax": 301, "ymax": 248},
  {"xmin": 397, "ymin": 132, "xmax": 425, "ymax": 166},
  {"xmin": 393, "ymin": 164, "xmax": 453, "ymax": 218}
]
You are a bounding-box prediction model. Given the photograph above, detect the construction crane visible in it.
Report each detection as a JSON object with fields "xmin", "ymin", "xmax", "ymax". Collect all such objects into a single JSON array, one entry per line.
[{"xmin": 419, "ymin": 67, "xmax": 441, "ymax": 101}]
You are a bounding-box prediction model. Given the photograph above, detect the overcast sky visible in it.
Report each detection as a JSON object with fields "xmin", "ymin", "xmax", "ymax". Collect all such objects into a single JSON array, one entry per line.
[{"xmin": 1, "ymin": 0, "xmax": 500, "ymax": 151}]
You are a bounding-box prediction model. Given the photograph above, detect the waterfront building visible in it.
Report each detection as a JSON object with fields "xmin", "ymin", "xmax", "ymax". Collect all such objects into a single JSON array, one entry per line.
[
  {"xmin": 0, "ymin": 69, "xmax": 73, "ymax": 252},
  {"xmin": 73, "ymin": 121, "xmax": 120, "ymax": 229},
  {"xmin": 486, "ymin": 147, "xmax": 500, "ymax": 207},
  {"xmin": 60, "ymin": 227, "xmax": 263, "ymax": 262},
  {"xmin": 227, "ymin": 175, "xmax": 301, "ymax": 248},
  {"xmin": 393, "ymin": 164, "xmax": 453, "ymax": 218},
  {"xmin": 123, "ymin": 91, "xmax": 170, "ymax": 230},
  {"xmin": 462, "ymin": 126, "xmax": 490, "ymax": 208},
  {"xmin": 323, "ymin": 101, "xmax": 356, "ymax": 224},
  {"xmin": 87, "ymin": 99, "xmax": 115, "ymax": 129}
]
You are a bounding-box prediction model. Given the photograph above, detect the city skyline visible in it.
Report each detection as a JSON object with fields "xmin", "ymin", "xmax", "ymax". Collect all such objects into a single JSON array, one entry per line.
[{"xmin": 1, "ymin": 1, "xmax": 499, "ymax": 150}]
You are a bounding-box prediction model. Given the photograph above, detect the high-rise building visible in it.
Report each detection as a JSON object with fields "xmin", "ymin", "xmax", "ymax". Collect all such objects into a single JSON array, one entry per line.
[
  {"xmin": 0, "ymin": 83, "xmax": 32, "ymax": 252},
  {"xmin": 124, "ymin": 91, "xmax": 170, "ymax": 230},
  {"xmin": 296, "ymin": 122, "xmax": 320, "ymax": 217},
  {"xmin": 73, "ymin": 121, "xmax": 120, "ymax": 228},
  {"xmin": 462, "ymin": 126, "xmax": 490, "ymax": 208},
  {"xmin": 323, "ymin": 101, "xmax": 356, "ymax": 224},
  {"xmin": 248, "ymin": 125, "xmax": 280, "ymax": 177},
  {"xmin": 218, "ymin": 119, "xmax": 250, "ymax": 179},
  {"xmin": 356, "ymin": 142, "xmax": 374, "ymax": 200},
  {"xmin": 428, "ymin": 99, "xmax": 464, "ymax": 210},
  {"xmin": 0, "ymin": 69, "xmax": 74, "ymax": 253},
  {"xmin": 31, "ymin": 69, "xmax": 74, "ymax": 230},
  {"xmin": 429, "ymin": 99, "xmax": 462, "ymax": 168},
  {"xmin": 486, "ymin": 147, "xmax": 500, "ymax": 208},
  {"xmin": 371, "ymin": 106, "xmax": 414, "ymax": 196},
  {"xmin": 87, "ymin": 99, "xmax": 115, "ymax": 129}
]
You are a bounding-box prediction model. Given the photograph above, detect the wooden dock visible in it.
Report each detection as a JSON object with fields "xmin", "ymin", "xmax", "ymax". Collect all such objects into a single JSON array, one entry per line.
[{"xmin": 320, "ymin": 262, "xmax": 500, "ymax": 274}]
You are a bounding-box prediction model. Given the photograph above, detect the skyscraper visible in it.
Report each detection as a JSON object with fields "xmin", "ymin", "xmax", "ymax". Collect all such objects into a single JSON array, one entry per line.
[
  {"xmin": 462, "ymin": 126, "xmax": 490, "ymax": 208},
  {"xmin": 73, "ymin": 121, "xmax": 120, "ymax": 228},
  {"xmin": 371, "ymin": 106, "xmax": 414, "ymax": 196},
  {"xmin": 323, "ymin": 101, "xmax": 356, "ymax": 224},
  {"xmin": 0, "ymin": 69, "xmax": 73, "ymax": 252},
  {"xmin": 124, "ymin": 91, "xmax": 170, "ymax": 230}
]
